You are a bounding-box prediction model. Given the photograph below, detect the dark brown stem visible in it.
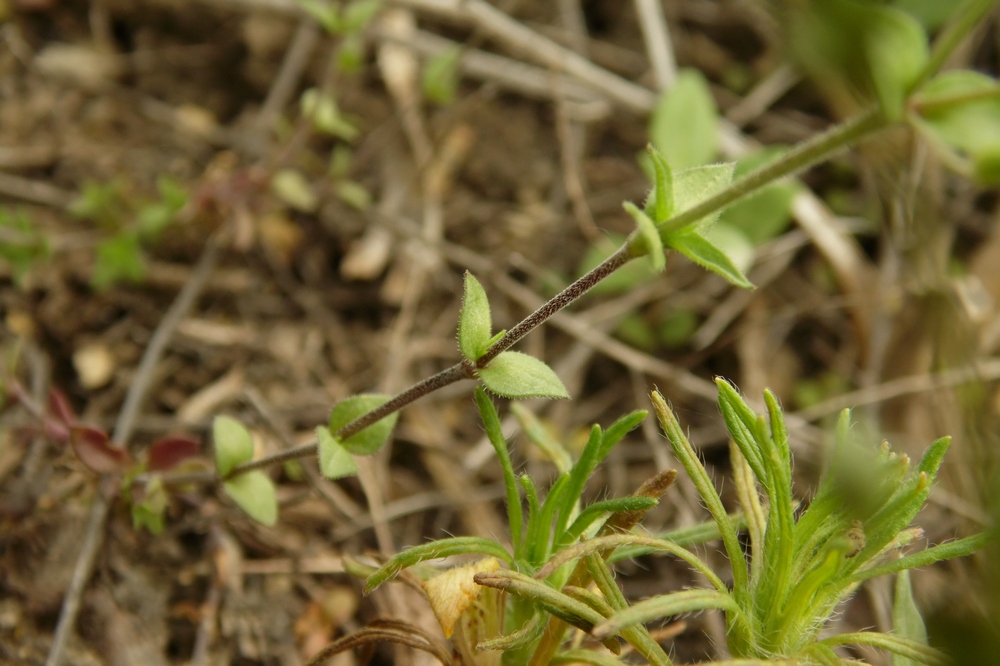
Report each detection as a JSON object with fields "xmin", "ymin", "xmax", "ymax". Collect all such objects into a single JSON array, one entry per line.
[
  {"xmin": 475, "ymin": 243, "xmax": 632, "ymax": 367},
  {"xmin": 218, "ymin": 362, "xmax": 474, "ymax": 479}
]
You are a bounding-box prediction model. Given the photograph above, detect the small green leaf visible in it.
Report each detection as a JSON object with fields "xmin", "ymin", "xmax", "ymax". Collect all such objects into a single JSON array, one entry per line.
[
  {"xmin": 335, "ymin": 180, "xmax": 371, "ymax": 211},
  {"xmin": 458, "ymin": 272, "xmax": 493, "ymax": 361},
  {"xmin": 271, "ymin": 169, "xmax": 318, "ymax": 213},
  {"xmin": 223, "ymin": 470, "xmax": 278, "ymax": 526},
  {"xmin": 92, "ymin": 231, "xmax": 146, "ymax": 290},
  {"xmin": 787, "ymin": 0, "xmax": 928, "ymax": 121},
  {"xmin": 478, "ymin": 351, "xmax": 569, "ymax": 400},
  {"xmin": 668, "ymin": 162, "xmax": 737, "ymax": 234},
  {"xmin": 341, "ymin": 0, "xmax": 382, "ymax": 33},
  {"xmin": 644, "ymin": 145, "xmax": 674, "ymax": 223},
  {"xmin": 422, "ymin": 46, "xmax": 461, "ymax": 105},
  {"xmin": 666, "ymin": 230, "xmax": 753, "ymax": 289},
  {"xmin": 213, "ymin": 415, "xmax": 255, "ymax": 477},
  {"xmin": 624, "ymin": 202, "xmax": 665, "ymax": 272},
  {"xmin": 913, "ymin": 71, "xmax": 1000, "ymax": 184},
  {"xmin": 131, "ymin": 476, "xmax": 168, "ymax": 535},
  {"xmin": 316, "ymin": 426, "xmax": 358, "ymax": 479},
  {"xmin": 893, "ymin": 570, "xmax": 928, "ymax": 666},
  {"xmin": 328, "ymin": 394, "xmax": 399, "ymax": 455},
  {"xmin": 297, "ymin": 0, "xmax": 342, "ymax": 33},
  {"xmin": 649, "ymin": 68, "xmax": 719, "ymax": 170}
]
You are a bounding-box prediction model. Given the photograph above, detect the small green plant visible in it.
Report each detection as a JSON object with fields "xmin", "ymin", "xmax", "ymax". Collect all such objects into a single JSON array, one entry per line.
[
  {"xmin": 0, "ymin": 206, "xmax": 49, "ymax": 285},
  {"xmin": 68, "ymin": 176, "xmax": 188, "ymax": 289},
  {"xmin": 25, "ymin": 1, "xmax": 996, "ymax": 662}
]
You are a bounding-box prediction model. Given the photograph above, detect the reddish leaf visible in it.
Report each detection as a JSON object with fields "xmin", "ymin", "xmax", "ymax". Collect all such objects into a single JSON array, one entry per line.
[
  {"xmin": 48, "ymin": 388, "xmax": 76, "ymax": 425},
  {"xmin": 147, "ymin": 435, "xmax": 201, "ymax": 471},
  {"xmin": 70, "ymin": 425, "xmax": 132, "ymax": 475}
]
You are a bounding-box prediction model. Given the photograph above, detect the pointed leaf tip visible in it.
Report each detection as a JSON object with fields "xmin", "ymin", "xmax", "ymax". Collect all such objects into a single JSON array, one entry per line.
[
  {"xmin": 317, "ymin": 426, "xmax": 359, "ymax": 479},
  {"xmin": 223, "ymin": 471, "xmax": 278, "ymax": 526},
  {"xmin": 458, "ymin": 272, "xmax": 493, "ymax": 361}
]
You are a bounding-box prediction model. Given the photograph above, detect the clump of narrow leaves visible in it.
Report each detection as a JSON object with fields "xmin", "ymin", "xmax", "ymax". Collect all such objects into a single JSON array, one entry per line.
[
  {"xmin": 582, "ymin": 381, "xmax": 987, "ymax": 665},
  {"xmin": 350, "ymin": 382, "xmax": 988, "ymax": 666}
]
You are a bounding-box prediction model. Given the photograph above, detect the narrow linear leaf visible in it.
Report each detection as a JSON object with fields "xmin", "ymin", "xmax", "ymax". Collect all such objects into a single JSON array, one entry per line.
[
  {"xmin": 213, "ymin": 415, "xmax": 255, "ymax": 477},
  {"xmin": 458, "ymin": 272, "xmax": 493, "ymax": 361},
  {"xmin": 365, "ymin": 537, "xmax": 513, "ymax": 594},
  {"xmin": 317, "ymin": 426, "xmax": 359, "ymax": 479},
  {"xmin": 593, "ymin": 589, "xmax": 740, "ymax": 639},
  {"xmin": 818, "ymin": 632, "xmax": 947, "ymax": 666},
  {"xmin": 473, "ymin": 569, "xmax": 606, "ymax": 633},
  {"xmin": 511, "ymin": 402, "xmax": 573, "ymax": 473},
  {"xmin": 479, "ymin": 351, "xmax": 569, "ymax": 400},
  {"xmin": 329, "ymin": 394, "xmax": 399, "ymax": 455},
  {"xmin": 667, "ymin": 230, "xmax": 753, "ymax": 289},
  {"xmin": 223, "ymin": 470, "xmax": 278, "ymax": 526},
  {"xmin": 850, "ymin": 532, "xmax": 992, "ymax": 583},
  {"xmin": 475, "ymin": 388, "xmax": 523, "ymax": 553}
]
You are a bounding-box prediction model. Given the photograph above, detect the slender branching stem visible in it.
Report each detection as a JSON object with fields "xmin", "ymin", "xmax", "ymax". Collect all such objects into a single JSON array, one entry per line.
[
  {"xmin": 156, "ymin": 105, "xmax": 892, "ymax": 487},
  {"xmin": 664, "ymin": 107, "xmax": 888, "ymax": 235},
  {"xmin": 475, "ymin": 244, "xmax": 632, "ymax": 367}
]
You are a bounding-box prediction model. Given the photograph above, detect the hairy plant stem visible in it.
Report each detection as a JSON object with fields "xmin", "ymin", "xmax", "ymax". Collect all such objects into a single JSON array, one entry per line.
[
  {"xmin": 664, "ymin": 107, "xmax": 887, "ymax": 235},
  {"xmin": 161, "ymin": 106, "xmax": 890, "ymax": 487}
]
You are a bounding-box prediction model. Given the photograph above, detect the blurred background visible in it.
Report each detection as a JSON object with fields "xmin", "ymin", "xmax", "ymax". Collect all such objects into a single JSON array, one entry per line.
[{"xmin": 0, "ymin": 1, "xmax": 997, "ymax": 664}]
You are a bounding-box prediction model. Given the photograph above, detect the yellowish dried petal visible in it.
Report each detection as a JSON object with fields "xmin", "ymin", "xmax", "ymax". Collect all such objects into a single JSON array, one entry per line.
[{"xmin": 422, "ymin": 558, "xmax": 499, "ymax": 638}]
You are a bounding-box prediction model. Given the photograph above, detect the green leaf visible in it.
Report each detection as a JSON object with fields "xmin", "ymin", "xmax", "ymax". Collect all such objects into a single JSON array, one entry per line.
[
  {"xmin": 316, "ymin": 426, "xmax": 358, "ymax": 479},
  {"xmin": 271, "ymin": 169, "xmax": 318, "ymax": 213},
  {"xmin": 649, "ymin": 68, "xmax": 719, "ymax": 170},
  {"xmin": 213, "ymin": 415, "xmax": 255, "ymax": 477},
  {"xmin": 702, "ymin": 224, "xmax": 754, "ymax": 275},
  {"xmin": 131, "ymin": 476, "xmax": 168, "ymax": 535},
  {"xmin": 913, "ymin": 71, "xmax": 1000, "ymax": 184},
  {"xmin": 0, "ymin": 207, "xmax": 49, "ymax": 285},
  {"xmin": 297, "ymin": 0, "xmax": 341, "ymax": 32},
  {"xmin": 644, "ymin": 145, "xmax": 674, "ymax": 223},
  {"xmin": 365, "ymin": 536, "xmax": 514, "ymax": 593},
  {"xmin": 666, "ymin": 229, "xmax": 753, "ymax": 289},
  {"xmin": 92, "ymin": 231, "xmax": 146, "ymax": 290},
  {"xmin": 475, "ymin": 388, "xmax": 523, "ymax": 554},
  {"xmin": 341, "ymin": 0, "xmax": 382, "ymax": 33},
  {"xmin": 478, "ymin": 351, "xmax": 569, "ymax": 400},
  {"xmin": 893, "ymin": 0, "xmax": 963, "ymax": 29},
  {"xmin": 867, "ymin": 5, "xmax": 928, "ymax": 120},
  {"xmin": 328, "ymin": 394, "xmax": 399, "ymax": 455},
  {"xmin": 593, "ymin": 589, "xmax": 740, "ymax": 639},
  {"xmin": 458, "ymin": 272, "xmax": 492, "ymax": 361},
  {"xmin": 422, "ymin": 46, "xmax": 461, "ymax": 105},
  {"xmin": 223, "ymin": 470, "xmax": 278, "ymax": 526},
  {"xmin": 893, "ymin": 570, "xmax": 928, "ymax": 666},
  {"xmin": 668, "ymin": 162, "xmax": 736, "ymax": 234},
  {"xmin": 624, "ymin": 202, "xmax": 665, "ymax": 272},
  {"xmin": 301, "ymin": 88, "xmax": 359, "ymax": 140},
  {"xmin": 787, "ymin": 0, "xmax": 928, "ymax": 120}
]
